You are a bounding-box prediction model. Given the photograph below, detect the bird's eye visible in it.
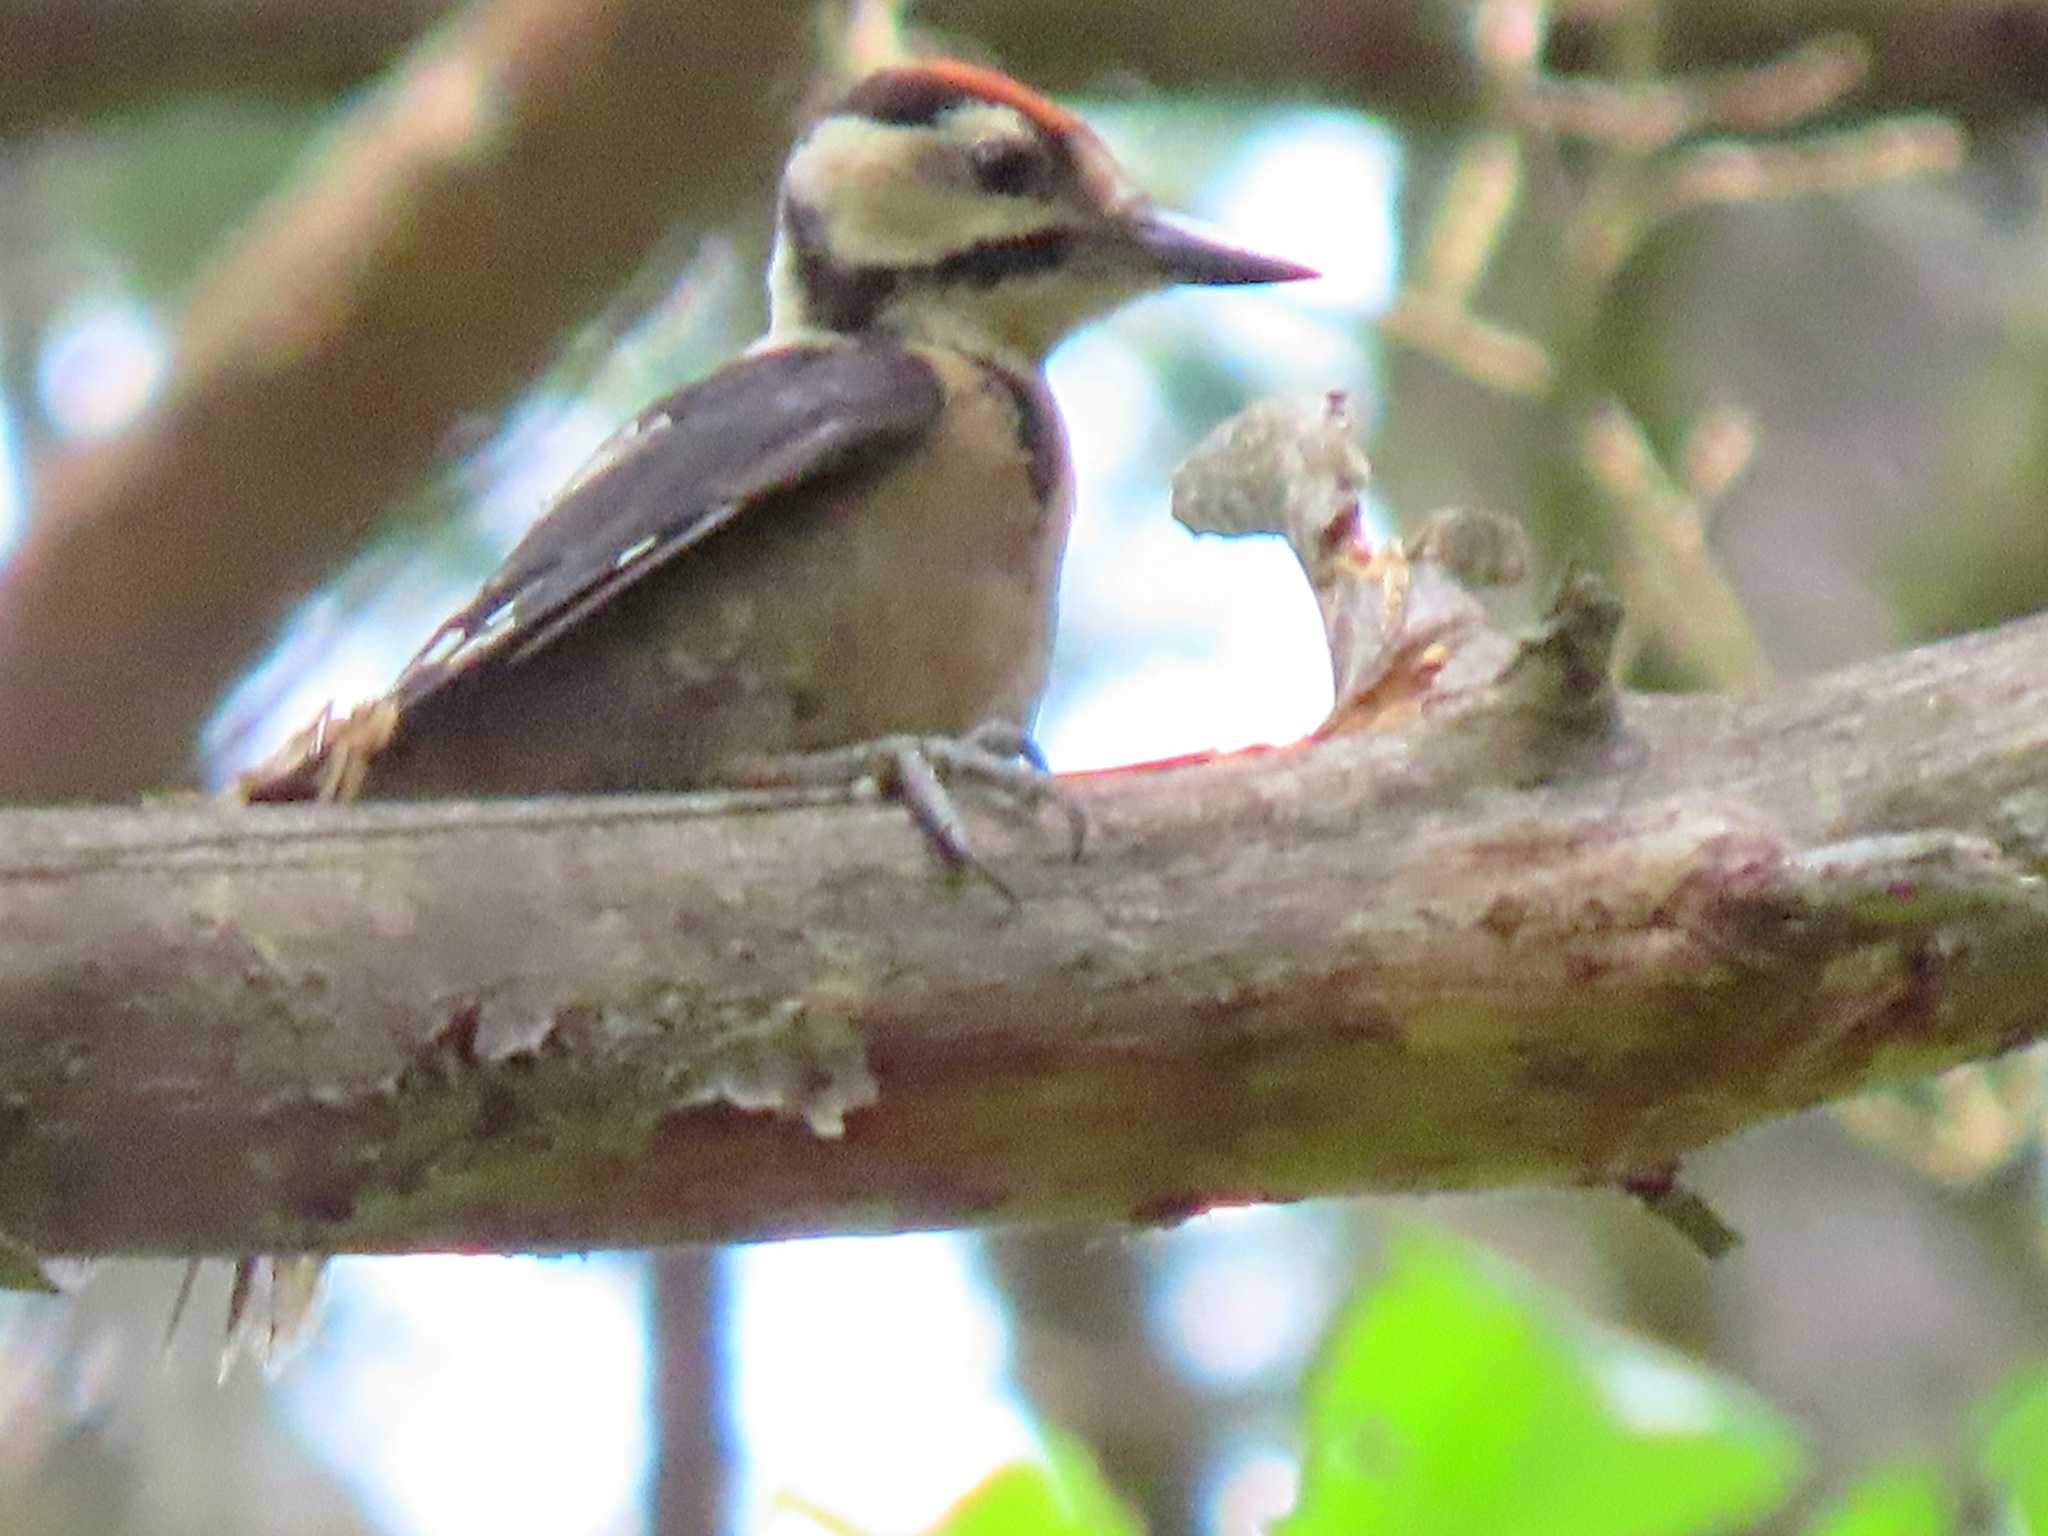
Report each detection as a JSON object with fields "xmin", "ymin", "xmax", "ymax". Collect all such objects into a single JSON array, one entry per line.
[{"xmin": 969, "ymin": 138, "xmax": 1044, "ymax": 197}]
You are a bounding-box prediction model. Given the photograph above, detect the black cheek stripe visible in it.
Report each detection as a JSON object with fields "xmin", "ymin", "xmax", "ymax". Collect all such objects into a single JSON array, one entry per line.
[{"xmin": 978, "ymin": 360, "xmax": 1063, "ymax": 506}]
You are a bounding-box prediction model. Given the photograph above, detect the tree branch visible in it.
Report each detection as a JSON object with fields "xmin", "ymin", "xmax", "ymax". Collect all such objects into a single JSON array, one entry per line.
[
  {"xmin": 3, "ymin": 607, "xmax": 2044, "ymax": 1263},
  {"xmin": 0, "ymin": 0, "xmax": 441, "ymax": 131},
  {"xmin": 7, "ymin": 0, "xmax": 2048, "ymax": 134}
]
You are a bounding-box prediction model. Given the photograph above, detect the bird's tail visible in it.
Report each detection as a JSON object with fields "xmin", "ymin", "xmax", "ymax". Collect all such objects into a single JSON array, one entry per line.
[{"xmin": 167, "ymin": 1254, "xmax": 329, "ymax": 1379}]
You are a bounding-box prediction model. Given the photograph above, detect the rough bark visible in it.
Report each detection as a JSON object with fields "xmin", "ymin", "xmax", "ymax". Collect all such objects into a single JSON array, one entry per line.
[{"xmin": 1, "ymin": 605, "xmax": 2043, "ymax": 1265}]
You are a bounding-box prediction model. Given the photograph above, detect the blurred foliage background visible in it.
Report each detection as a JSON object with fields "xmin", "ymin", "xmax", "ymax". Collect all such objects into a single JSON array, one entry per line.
[{"xmin": 2, "ymin": 0, "xmax": 2047, "ymax": 1532}]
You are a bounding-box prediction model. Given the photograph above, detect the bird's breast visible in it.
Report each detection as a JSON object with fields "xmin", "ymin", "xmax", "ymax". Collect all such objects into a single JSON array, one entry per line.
[{"xmin": 732, "ymin": 344, "xmax": 1075, "ymax": 753}]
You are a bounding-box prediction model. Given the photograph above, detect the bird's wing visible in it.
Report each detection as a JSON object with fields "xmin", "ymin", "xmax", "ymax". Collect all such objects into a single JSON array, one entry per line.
[{"xmin": 389, "ymin": 339, "xmax": 944, "ymax": 710}]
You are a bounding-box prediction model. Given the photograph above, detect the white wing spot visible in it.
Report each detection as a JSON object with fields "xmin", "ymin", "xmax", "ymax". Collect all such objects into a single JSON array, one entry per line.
[
  {"xmin": 415, "ymin": 627, "xmax": 466, "ymax": 667},
  {"xmin": 612, "ymin": 534, "xmax": 659, "ymax": 570},
  {"xmin": 434, "ymin": 600, "xmax": 520, "ymax": 670},
  {"xmin": 557, "ymin": 410, "xmax": 672, "ymax": 501}
]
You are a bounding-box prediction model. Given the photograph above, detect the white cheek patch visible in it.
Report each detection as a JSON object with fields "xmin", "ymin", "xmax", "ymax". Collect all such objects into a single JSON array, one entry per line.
[{"xmin": 785, "ymin": 115, "xmax": 1061, "ymax": 267}]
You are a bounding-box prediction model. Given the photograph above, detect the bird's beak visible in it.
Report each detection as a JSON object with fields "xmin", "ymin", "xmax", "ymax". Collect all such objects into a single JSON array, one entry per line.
[{"xmin": 1126, "ymin": 207, "xmax": 1319, "ymax": 286}]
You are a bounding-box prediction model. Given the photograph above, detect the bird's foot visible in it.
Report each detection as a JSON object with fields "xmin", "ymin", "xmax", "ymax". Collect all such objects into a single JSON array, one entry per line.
[
  {"xmin": 735, "ymin": 721, "xmax": 1084, "ymax": 900},
  {"xmin": 233, "ymin": 700, "xmax": 397, "ymax": 804}
]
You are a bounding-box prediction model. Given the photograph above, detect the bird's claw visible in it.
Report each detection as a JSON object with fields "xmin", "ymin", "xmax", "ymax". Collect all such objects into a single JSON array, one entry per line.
[
  {"xmin": 911, "ymin": 722, "xmax": 1085, "ymax": 860},
  {"xmin": 740, "ymin": 721, "xmax": 1084, "ymax": 898}
]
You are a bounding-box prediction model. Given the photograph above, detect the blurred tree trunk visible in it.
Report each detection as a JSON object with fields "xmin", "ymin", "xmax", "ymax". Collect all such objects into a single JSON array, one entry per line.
[
  {"xmin": 8, "ymin": 0, "xmax": 2048, "ymax": 134},
  {"xmin": 984, "ymin": 1233, "xmax": 1213, "ymax": 1533},
  {"xmin": 0, "ymin": 0, "xmax": 805, "ymax": 801},
  {"xmin": 651, "ymin": 1249, "xmax": 730, "ymax": 1536}
]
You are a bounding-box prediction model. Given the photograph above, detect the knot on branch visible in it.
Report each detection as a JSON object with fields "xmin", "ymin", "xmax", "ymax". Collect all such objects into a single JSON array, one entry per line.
[{"xmin": 1493, "ymin": 571, "xmax": 1625, "ymax": 729}]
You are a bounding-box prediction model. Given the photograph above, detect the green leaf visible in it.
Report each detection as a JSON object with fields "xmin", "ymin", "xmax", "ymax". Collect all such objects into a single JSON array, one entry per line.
[
  {"xmin": 1981, "ymin": 1366, "xmax": 2048, "ymax": 1534},
  {"xmin": 1279, "ymin": 1229, "xmax": 1802, "ymax": 1536},
  {"xmin": 1803, "ymin": 1465, "xmax": 1951, "ymax": 1536},
  {"xmin": 926, "ymin": 1430, "xmax": 1143, "ymax": 1536}
]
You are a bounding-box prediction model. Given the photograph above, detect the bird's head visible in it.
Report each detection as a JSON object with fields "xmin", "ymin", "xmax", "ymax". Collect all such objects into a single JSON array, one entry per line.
[{"xmin": 766, "ymin": 59, "xmax": 1316, "ymax": 361}]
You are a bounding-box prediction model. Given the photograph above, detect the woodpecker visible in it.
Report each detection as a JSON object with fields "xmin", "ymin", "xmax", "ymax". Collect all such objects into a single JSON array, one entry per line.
[
  {"xmin": 212, "ymin": 57, "xmax": 1313, "ymax": 1366},
  {"xmin": 240, "ymin": 57, "xmax": 1313, "ymax": 811}
]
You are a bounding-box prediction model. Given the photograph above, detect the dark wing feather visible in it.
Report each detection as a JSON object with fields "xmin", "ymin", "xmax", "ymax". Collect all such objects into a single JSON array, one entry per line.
[{"xmin": 390, "ymin": 339, "xmax": 943, "ymax": 709}]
